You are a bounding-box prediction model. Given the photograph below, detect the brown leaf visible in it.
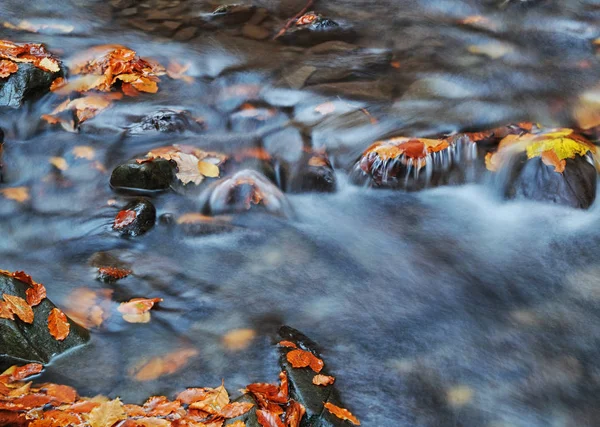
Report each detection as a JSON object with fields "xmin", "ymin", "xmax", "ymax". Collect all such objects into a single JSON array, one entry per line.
[
  {"xmin": 142, "ymin": 395, "xmax": 181, "ymax": 416},
  {"xmin": 176, "ymin": 388, "xmax": 209, "ymax": 404},
  {"xmin": 189, "ymin": 383, "xmax": 229, "ymax": 415},
  {"xmin": 87, "ymin": 398, "xmax": 127, "ymax": 427},
  {"xmin": 286, "ymin": 349, "xmax": 323, "ymax": 373},
  {"xmin": 0, "ymin": 59, "xmax": 18, "ymax": 78},
  {"xmin": 41, "ymin": 383, "xmax": 77, "ymax": 403},
  {"xmin": 97, "ymin": 266, "xmax": 132, "ymax": 281},
  {"xmin": 228, "ymin": 421, "xmax": 246, "ymax": 427},
  {"xmin": 218, "ymin": 401, "xmax": 254, "ymax": 418},
  {"xmin": 323, "ymin": 402, "xmax": 360, "ymax": 425},
  {"xmin": 0, "ymin": 187, "xmax": 29, "ymax": 203},
  {"xmin": 48, "ymin": 308, "xmax": 70, "ymax": 341},
  {"xmin": 256, "ymin": 409, "xmax": 285, "ymax": 427},
  {"xmin": 3, "ymin": 294, "xmax": 34, "ymax": 323},
  {"xmin": 130, "ymin": 348, "xmax": 198, "ymax": 381},
  {"xmin": 0, "ymin": 301, "xmax": 14, "ymax": 320},
  {"xmin": 26, "ymin": 282, "xmax": 46, "ymax": 307},
  {"xmin": 541, "ymin": 149, "xmax": 566, "ymax": 173},
  {"xmin": 312, "ymin": 375, "xmax": 335, "ymax": 386},
  {"xmin": 284, "ymin": 400, "xmax": 305, "ymax": 427}
]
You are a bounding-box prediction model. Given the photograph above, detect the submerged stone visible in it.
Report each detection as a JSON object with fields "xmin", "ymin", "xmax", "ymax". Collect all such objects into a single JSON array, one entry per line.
[
  {"xmin": 0, "ymin": 274, "xmax": 89, "ymax": 371},
  {"xmin": 110, "ymin": 158, "xmax": 175, "ymax": 192},
  {"xmin": 287, "ymin": 150, "xmax": 336, "ymax": 193},
  {"xmin": 113, "ymin": 198, "xmax": 157, "ymax": 236},
  {"xmin": 277, "ymin": 13, "xmax": 356, "ymax": 47},
  {"xmin": 0, "ymin": 62, "xmax": 62, "ymax": 108},
  {"xmin": 127, "ymin": 109, "xmax": 205, "ymax": 134},
  {"xmin": 198, "ymin": 169, "xmax": 292, "ymax": 217}
]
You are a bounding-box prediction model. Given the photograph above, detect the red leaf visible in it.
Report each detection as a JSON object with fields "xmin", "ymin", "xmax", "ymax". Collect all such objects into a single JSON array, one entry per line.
[
  {"xmin": 26, "ymin": 282, "xmax": 46, "ymax": 307},
  {"xmin": 284, "ymin": 400, "xmax": 305, "ymax": 427},
  {"xmin": 277, "ymin": 341, "xmax": 297, "ymax": 349},
  {"xmin": 286, "ymin": 349, "xmax": 323, "ymax": 373},
  {"xmin": 48, "ymin": 308, "xmax": 70, "ymax": 341},
  {"xmin": 256, "ymin": 409, "xmax": 285, "ymax": 427},
  {"xmin": 113, "ymin": 210, "xmax": 137, "ymax": 229}
]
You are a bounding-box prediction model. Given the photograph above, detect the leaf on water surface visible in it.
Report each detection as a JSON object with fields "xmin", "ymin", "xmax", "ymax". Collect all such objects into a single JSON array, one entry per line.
[
  {"xmin": 222, "ymin": 328, "xmax": 256, "ymax": 351},
  {"xmin": 0, "ymin": 187, "xmax": 29, "ymax": 203},
  {"xmin": 114, "ymin": 209, "xmax": 137, "ymax": 229},
  {"xmin": 72, "ymin": 145, "xmax": 95, "ymax": 160},
  {"xmin": 87, "ymin": 398, "xmax": 126, "ymax": 427},
  {"xmin": 2, "ymin": 294, "xmax": 34, "ymax": 324},
  {"xmin": 49, "ymin": 156, "xmax": 68, "ymax": 171},
  {"xmin": 323, "ymin": 402, "xmax": 360, "ymax": 425},
  {"xmin": 48, "ymin": 308, "xmax": 70, "ymax": 341},
  {"xmin": 26, "ymin": 282, "xmax": 46, "ymax": 307},
  {"xmin": 312, "ymin": 374, "xmax": 335, "ymax": 386},
  {"xmin": 0, "ymin": 59, "xmax": 18, "ymax": 78},
  {"xmin": 167, "ymin": 60, "xmax": 194, "ymax": 84},
  {"xmin": 286, "ymin": 349, "xmax": 323, "ymax": 373},
  {"xmin": 118, "ymin": 298, "xmax": 162, "ymax": 315},
  {"xmin": 130, "ymin": 348, "xmax": 199, "ymax": 382},
  {"xmin": 63, "ymin": 287, "xmax": 113, "ymax": 329},
  {"xmin": 198, "ymin": 160, "xmax": 220, "ymax": 178},
  {"xmin": 256, "ymin": 409, "xmax": 285, "ymax": 427},
  {"xmin": 314, "ymin": 101, "xmax": 336, "ymax": 115}
]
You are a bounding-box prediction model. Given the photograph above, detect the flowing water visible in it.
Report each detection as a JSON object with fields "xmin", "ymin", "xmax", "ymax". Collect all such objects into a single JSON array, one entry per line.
[{"xmin": 1, "ymin": 0, "xmax": 600, "ymax": 426}]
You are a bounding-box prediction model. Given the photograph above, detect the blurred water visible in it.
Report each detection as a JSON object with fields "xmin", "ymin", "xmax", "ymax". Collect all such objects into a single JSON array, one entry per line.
[{"xmin": 1, "ymin": 0, "xmax": 600, "ymax": 426}]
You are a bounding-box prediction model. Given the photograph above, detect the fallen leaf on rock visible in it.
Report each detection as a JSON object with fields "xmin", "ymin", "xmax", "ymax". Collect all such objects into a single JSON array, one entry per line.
[
  {"xmin": 49, "ymin": 156, "xmax": 68, "ymax": 171},
  {"xmin": 312, "ymin": 374, "xmax": 335, "ymax": 386},
  {"xmin": 0, "ymin": 301, "xmax": 14, "ymax": 320},
  {"xmin": 0, "ymin": 40, "xmax": 60, "ymax": 73},
  {"xmin": 142, "ymin": 395, "xmax": 181, "ymax": 416},
  {"xmin": 286, "ymin": 349, "xmax": 323, "ymax": 373},
  {"xmin": 541, "ymin": 149, "xmax": 566, "ymax": 173},
  {"xmin": 40, "ymin": 383, "xmax": 77, "ymax": 404},
  {"xmin": 130, "ymin": 348, "xmax": 199, "ymax": 382},
  {"xmin": 176, "ymin": 388, "xmax": 209, "ymax": 405},
  {"xmin": 174, "ymin": 152, "xmax": 220, "ymax": 185},
  {"xmin": 323, "ymin": 402, "xmax": 360, "ymax": 425},
  {"xmin": 222, "ymin": 329, "xmax": 256, "ymax": 351},
  {"xmin": 48, "ymin": 308, "xmax": 70, "ymax": 341},
  {"xmin": 87, "ymin": 398, "xmax": 127, "ymax": 427},
  {"xmin": 3, "ymin": 294, "xmax": 34, "ymax": 324},
  {"xmin": 26, "ymin": 282, "xmax": 46, "ymax": 307},
  {"xmin": 256, "ymin": 409, "xmax": 285, "ymax": 427},
  {"xmin": 284, "ymin": 400, "xmax": 305, "ymax": 427},
  {"xmin": 218, "ymin": 401, "xmax": 254, "ymax": 418},
  {"xmin": 97, "ymin": 266, "xmax": 132, "ymax": 281},
  {"xmin": 189, "ymin": 383, "xmax": 229, "ymax": 414},
  {"xmin": 114, "ymin": 209, "xmax": 137, "ymax": 229},
  {"xmin": 228, "ymin": 421, "xmax": 246, "ymax": 427},
  {"xmin": 0, "ymin": 187, "xmax": 29, "ymax": 203},
  {"xmin": 197, "ymin": 160, "xmax": 220, "ymax": 178},
  {"xmin": 277, "ymin": 341, "xmax": 297, "ymax": 349},
  {"xmin": 0, "ymin": 59, "xmax": 18, "ymax": 78},
  {"xmin": 6, "ymin": 363, "xmax": 44, "ymax": 382}
]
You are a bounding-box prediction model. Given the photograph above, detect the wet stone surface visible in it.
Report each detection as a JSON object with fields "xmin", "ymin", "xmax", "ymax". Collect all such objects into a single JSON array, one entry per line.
[
  {"xmin": 0, "ymin": 63, "xmax": 62, "ymax": 108},
  {"xmin": 110, "ymin": 159, "xmax": 175, "ymax": 192}
]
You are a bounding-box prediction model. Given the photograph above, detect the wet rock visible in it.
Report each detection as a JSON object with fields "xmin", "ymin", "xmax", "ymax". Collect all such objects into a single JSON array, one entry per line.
[
  {"xmin": 173, "ymin": 26, "xmax": 197, "ymax": 41},
  {"xmin": 198, "ymin": 170, "xmax": 292, "ymax": 217},
  {"xmin": 242, "ymin": 24, "xmax": 271, "ymax": 40},
  {"xmin": 175, "ymin": 213, "xmax": 237, "ymax": 236},
  {"xmin": 223, "ymin": 394, "xmax": 260, "ymax": 426},
  {"xmin": 287, "ymin": 150, "xmax": 337, "ymax": 193},
  {"xmin": 112, "ymin": 198, "xmax": 157, "ymax": 236},
  {"xmin": 352, "ymin": 136, "xmax": 476, "ymax": 191},
  {"xmin": 0, "ymin": 62, "xmax": 62, "ymax": 108},
  {"xmin": 127, "ymin": 109, "xmax": 204, "ymax": 134},
  {"xmin": 110, "ymin": 158, "xmax": 175, "ymax": 192},
  {"xmin": 277, "ymin": 326, "xmax": 348, "ymax": 426},
  {"xmin": 277, "ymin": 13, "xmax": 357, "ymax": 47},
  {"xmin": 487, "ymin": 128, "xmax": 597, "ymax": 209},
  {"xmin": 308, "ymin": 41, "xmax": 360, "ymax": 55},
  {"xmin": 0, "ymin": 274, "xmax": 89, "ymax": 371}
]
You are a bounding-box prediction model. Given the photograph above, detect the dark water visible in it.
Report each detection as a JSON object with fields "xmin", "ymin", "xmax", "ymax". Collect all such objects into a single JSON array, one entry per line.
[{"xmin": 1, "ymin": 0, "xmax": 600, "ymax": 426}]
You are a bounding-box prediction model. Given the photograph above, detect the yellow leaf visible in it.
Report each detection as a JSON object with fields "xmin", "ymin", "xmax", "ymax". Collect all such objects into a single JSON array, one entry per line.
[
  {"xmin": 446, "ymin": 385, "xmax": 473, "ymax": 407},
  {"xmin": 526, "ymin": 131, "xmax": 592, "ymax": 160},
  {"xmin": 198, "ymin": 160, "xmax": 220, "ymax": 178},
  {"xmin": 0, "ymin": 187, "xmax": 29, "ymax": 203},
  {"xmin": 87, "ymin": 398, "xmax": 126, "ymax": 427},
  {"xmin": 50, "ymin": 156, "xmax": 68, "ymax": 171},
  {"xmin": 189, "ymin": 383, "xmax": 229, "ymax": 414}
]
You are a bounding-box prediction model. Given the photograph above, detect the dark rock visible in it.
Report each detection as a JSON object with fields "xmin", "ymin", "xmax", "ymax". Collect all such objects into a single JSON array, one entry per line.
[
  {"xmin": 224, "ymin": 394, "xmax": 260, "ymax": 426},
  {"xmin": 159, "ymin": 213, "xmax": 175, "ymax": 225},
  {"xmin": 110, "ymin": 159, "xmax": 175, "ymax": 192},
  {"xmin": 242, "ymin": 24, "xmax": 271, "ymax": 40},
  {"xmin": 277, "ymin": 14, "xmax": 357, "ymax": 47},
  {"xmin": 505, "ymin": 154, "xmax": 597, "ymax": 209},
  {"xmin": 287, "ymin": 151, "xmax": 336, "ymax": 193},
  {"xmin": 113, "ymin": 198, "xmax": 157, "ymax": 236},
  {"xmin": 0, "ymin": 274, "xmax": 89, "ymax": 371},
  {"xmin": 198, "ymin": 169, "xmax": 292, "ymax": 217},
  {"xmin": 277, "ymin": 326, "xmax": 348, "ymax": 427},
  {"xmin": 0, "ymin": 62, "xmax": 62, "ymax": 108},
  {"xmin": 127, "ymin": 109, "xmax": 204, "ymax": 134},
  {"xmin": 173, "ymin": 26, "xmax": 197, "ymax": 41}
]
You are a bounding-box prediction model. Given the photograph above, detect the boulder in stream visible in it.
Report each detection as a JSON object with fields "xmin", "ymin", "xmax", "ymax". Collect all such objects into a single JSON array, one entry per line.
[
  {"xmin": 112, "ymin": 198, "xmax": 157, "ymax": 236},
  {"xmin": 277, "ymin": 12, "xmax": 357, "ymax": 47},
  {"xmin": 486, "ymin": 128, "xmax": 597, "ymax": 209},
  {"xmin": 110, "ymin": 158, "xmax": 175, "ymax": 192},
  {"xmin": 0, "ymin": 272, "xmax": 89, "ymax": 371}
]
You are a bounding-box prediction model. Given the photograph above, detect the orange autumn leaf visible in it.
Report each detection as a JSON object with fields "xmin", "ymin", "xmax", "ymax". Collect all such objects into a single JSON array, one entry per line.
[
  {"xmin": 26, "ymin": 282, "xmax": 46, "ymax": 307},
  {"xmin": 0, "ymin": 301, "xmax": 14, "ymax": 320},
  {"xmin": 0, "ymin": 59, "xmax": 18, "ymax": 78},
  {"xmin": 284, "ymin": 400, "xmax": 305, "ymax": 427},
  {"xmin": 98, "ymin": 266, "xmax": 132, "ymax": 281},
  {"xmin": 143, "ymin": 395, "xmax": 181, "ymax": 416},
  {"xmin": 256, "ymin": 409, "xmax": 285, "ymax": 427},
  {"xmin": 323, "ymin": 402, "xmax": 360, "ymax": 425},
  {"xmin": 41, "ymin": 383, "xmax": 77, "ymax": 403},
  {"xmin": 286, "ymin": 349, "xmax": 323, "ymax": 373},
  {"xmin": 118, "ymin": 298, "xmax": 162, "ymax": 316},
  {"xmin": 48, "ymin": 308, "xmax": 70, "ymax": 341},
  {"xmin": 312, "ymin": 374, "xmax": 335, "ymax": 386},
  {"xmin": 228, "ymin": 422, "xmax": 246, "ymax": 427},
  {"xmin": 189, "ymin": 383, "xmax": 229, "ymax": 415},
  {"xmin": 8, "ymin": 363, "xmax": 43, "ymax": 382},
  {"xmin": 218, "ymin": 401, "xmax": 254, "ymax": 418},
  {"xmin": 176, "ymin": 388, "xmax": 209, "ymax": 405},
  {"xmin": 87, "ymin": 398, "xmax": 127, "ymax": 427},
  {"xmin": 0, "ymin": 187, "xmax": 29, "ymax": 203},
  {"xmin": 541, "ymin": 149, "xmax": 566, "ymax": 173},
  {"xmin": 130, "ymin": 348, "xmax": 198, "ymax": 381},
  {"xmin": 49, "ymin": 76, "xmax": 65, "ymax": 91},
  {"xmin": 222, "ymin": 328, "xmax": 256, "ymax": 351},
  {"xmin": 3, "ymin": 294, "xmax": 34, "ymax": 324},
  {"xmin": 277, "ymin": 341, "xmax": 297, "ymax": 349}
]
